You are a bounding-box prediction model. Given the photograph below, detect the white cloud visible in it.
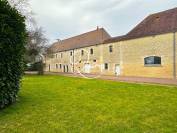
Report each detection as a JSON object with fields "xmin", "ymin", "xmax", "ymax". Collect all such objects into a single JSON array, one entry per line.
[{"xmin": 29, "ymin": 0, "xmax": 177, "ymax": 44}]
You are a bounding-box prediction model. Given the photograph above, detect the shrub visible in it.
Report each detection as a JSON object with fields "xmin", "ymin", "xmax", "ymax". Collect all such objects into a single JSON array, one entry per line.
[{"xmin": 0, "ymin": 0, "xmax": 26, "ymax": 108}]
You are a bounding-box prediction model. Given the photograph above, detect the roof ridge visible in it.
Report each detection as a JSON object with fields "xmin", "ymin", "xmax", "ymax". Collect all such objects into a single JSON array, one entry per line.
[
  {"xmin": 54, "ymin": 27, "xmax": 106, "ymax": 44},
  {"xmin": 150, "ymin": 7, "xmax": 177, "ymax": 16}
]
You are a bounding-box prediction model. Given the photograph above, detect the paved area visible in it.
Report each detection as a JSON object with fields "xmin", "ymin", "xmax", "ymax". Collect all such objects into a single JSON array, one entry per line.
[{"xmin": 45, "ymin": 72, "xmax": 177, "ymax": 86}]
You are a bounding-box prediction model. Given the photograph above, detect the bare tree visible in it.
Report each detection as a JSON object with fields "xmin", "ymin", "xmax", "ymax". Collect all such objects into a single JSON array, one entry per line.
[
  {"xmin": 8, "ymin": 0, "xmax": 36, "ymax": 29},
  {"xmin": 8, "ymin": 0, "xmax": 49, "ymax": 74},
  {"xmin": 26, "ymin": 27, "xmax": 48, "ymax": 63}
]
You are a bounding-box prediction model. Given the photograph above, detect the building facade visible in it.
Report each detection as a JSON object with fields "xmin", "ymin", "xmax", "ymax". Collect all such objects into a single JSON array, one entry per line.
[{"xmin": 45, "ymin": 8, "xmax": 177, "ymax": 79}]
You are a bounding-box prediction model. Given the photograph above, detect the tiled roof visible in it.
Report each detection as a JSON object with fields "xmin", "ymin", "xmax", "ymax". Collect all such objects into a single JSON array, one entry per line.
[
  {"xmin": 50, "ymin": 7, "xmax": 177, "ymax": 51},
  {"xmin": 103, "ymin": 7, "xmax": 177, "ymax": 43},
  {"xmin": 49, "ymin": 28, "xmax": 111, "ymax": 53}
]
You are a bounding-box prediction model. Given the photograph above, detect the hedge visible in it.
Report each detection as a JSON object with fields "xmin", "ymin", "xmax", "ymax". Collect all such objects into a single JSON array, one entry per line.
[{"xmin": 0, "ymin": 0, "xmax": 27, "ymax": 108}]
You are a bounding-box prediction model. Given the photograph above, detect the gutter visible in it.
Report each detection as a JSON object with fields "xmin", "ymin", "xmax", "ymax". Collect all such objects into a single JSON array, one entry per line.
[{"xmin": 173, "ymin": 32, "xmax": 176, "ymax": 79}]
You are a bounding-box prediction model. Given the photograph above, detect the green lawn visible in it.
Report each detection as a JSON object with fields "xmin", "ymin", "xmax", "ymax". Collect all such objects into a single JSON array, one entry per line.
[{"xmin": 0, "ymin": 75, "xmax": 177, "ymax": 133}]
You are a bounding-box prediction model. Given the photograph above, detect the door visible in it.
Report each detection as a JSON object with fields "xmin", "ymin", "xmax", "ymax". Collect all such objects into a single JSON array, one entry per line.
[
  {"xmin": 49, "ymin": 64, "xmax": 50, "ymax": 72},
  {"xmin": 84, "ymin": 63, "xmax": 91, "ymax": 73},
  {"xmin": 63, "ymin": 65, "xmax": 66, "ymax": 72},
  {"xmin": 66, "ymin": 65, "xmax": 69, "ymax": 72},
  {"xmin": 115, "ymin": 64, "xmax": 121, "ymax": 76}
]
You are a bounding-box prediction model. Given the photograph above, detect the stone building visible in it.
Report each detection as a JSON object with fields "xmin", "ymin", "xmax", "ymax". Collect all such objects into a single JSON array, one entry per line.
[{"xmin": 45, "ymin": 8, "xmax": 177, "ymax": 79}]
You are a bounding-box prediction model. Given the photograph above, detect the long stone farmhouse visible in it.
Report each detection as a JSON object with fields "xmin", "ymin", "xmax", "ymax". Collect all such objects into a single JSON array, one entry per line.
[{"xmin": 45, "ymin": 8, "xmax": 177, "ymax": 79}]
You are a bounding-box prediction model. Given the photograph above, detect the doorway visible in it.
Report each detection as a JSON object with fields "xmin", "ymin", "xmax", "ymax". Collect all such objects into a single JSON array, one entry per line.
[
  {"xmin": 66, "ymin": 65, "xmax": 69, "ymax": 72},
  {"xmin": 49, "ymin": 64, "xmax": 50, "ymax": 72},
  {"xmin": 84, "ymin": 63, "xmax": 91, "ymax": 73},
  {"xmin": 115, "ymin": 64, "xmax": 121, "ymax": 76},
  {"xmin": 63, "ymin": 65, "xmax": 66, "ymax": 72}
]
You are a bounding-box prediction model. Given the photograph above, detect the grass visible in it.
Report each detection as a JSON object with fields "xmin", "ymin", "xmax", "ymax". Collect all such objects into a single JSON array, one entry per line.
[{"xmin": 0, "ymin": 75, "xmax": 177, "ymax": 133}]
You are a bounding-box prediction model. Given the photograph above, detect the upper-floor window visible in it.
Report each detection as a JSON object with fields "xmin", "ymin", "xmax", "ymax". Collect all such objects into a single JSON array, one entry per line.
[
  {"xmin": 70, "ymin": 51, "xmax": 72, "ymax": 56},
  {"xmin": 104, "ymin": 63, "xmax": 108, "ymax": 70},
  {"xmin": 61, "ymin": 53, "xmax": 63, "ymax": 58},
  {"xmin": 109, "ymin": 45, "xmax": 113, "ymax": 53},
  {"xmin": 90, "ymin": 48, "xmax": 93, "ymax": 55},
  {"xmin": 144, "ymin": 56, "xmax": 161, "ymax": 66},
  {"xmin": 56, "ymin": 54, "xmax": 58, "ymax": 58},
  {"xmin": 81, "ymin": 50, "xmax": 84, "ymax": 56}
]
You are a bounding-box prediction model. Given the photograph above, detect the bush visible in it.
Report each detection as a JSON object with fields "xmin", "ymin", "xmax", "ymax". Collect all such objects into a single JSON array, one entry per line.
[{"xmin": 0, "ymin": 0, "xmax": 26, "ymax": 108}]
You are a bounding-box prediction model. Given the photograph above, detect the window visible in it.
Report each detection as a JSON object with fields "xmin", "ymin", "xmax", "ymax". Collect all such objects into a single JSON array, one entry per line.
[
  {"xmin": 90, "ymin": 48, "xmax": 93, "ymax": 55},
  {"xmin": 70, "ymin": 52, "xmax": 72, "ymax": 56},
  {"xmin": 59, "ymin": 64, "xmax": 62, "ymax": 69},
  {"xmin": 104, "ymin": 63, "xmax": 108, "ymax": 70},
  {"xmin": 56, "ymin": 64, "xmax": 58, "ymax": 69},
  {"xmin": 61, "ymin": 53, "xmax": 63, "ymax": 58},
  {"xmin": 93, "ymin": 60, "xmax": 96, "ymax": 62},
  {"xmin": 81, "ymin": 50, "xmax": 84, "ymax": 56},
  {"xmin": 109, "ymin": 45, "xmax": 113, "ymax": 53},
  {"xmin": 144, "ymin": 56, "xmax": 161, "ymax": 66},
  {"xmin": 56, "ymin": 54, "xmax": 58, "ymax": 58}
]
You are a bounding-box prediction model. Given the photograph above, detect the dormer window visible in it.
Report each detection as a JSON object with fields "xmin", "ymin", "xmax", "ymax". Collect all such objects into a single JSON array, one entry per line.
[{"xmin": 156, "ymin": 16, "xmax": 160, "ymax": 21}]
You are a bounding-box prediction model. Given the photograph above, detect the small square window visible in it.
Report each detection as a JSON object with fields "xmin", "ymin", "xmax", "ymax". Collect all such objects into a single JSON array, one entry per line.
[{"xmin": 93, "ymin": 60, "xmax": 96, "ymax": 62}]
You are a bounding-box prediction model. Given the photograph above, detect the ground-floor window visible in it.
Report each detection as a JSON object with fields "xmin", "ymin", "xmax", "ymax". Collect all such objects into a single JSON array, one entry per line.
[
  {"xmin": 56, "ymin": 64, "xmax": 58, "ymax": 69},
  {"xmin": 144, "ymin": 56, "xmax": 161, "ymax": 66},
  {"xmin": 104, "ymin": 63, "xmax": 108, "ymax": 70}
]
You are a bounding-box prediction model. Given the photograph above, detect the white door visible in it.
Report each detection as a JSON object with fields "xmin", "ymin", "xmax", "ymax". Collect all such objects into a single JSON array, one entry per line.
[
  {"xmin": 84, "ymin": 63, "xmax": 91, "ymax": 73},
  {"xmin": 115, "ymin": 64, "xmax": 121, "ymax": 76}
]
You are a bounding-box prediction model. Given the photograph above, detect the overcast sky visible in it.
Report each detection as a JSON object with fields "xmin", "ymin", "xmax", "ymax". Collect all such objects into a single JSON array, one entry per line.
[{"xmin": 29, "ymin": 0, "xmax": 177, "ymax": 43}]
